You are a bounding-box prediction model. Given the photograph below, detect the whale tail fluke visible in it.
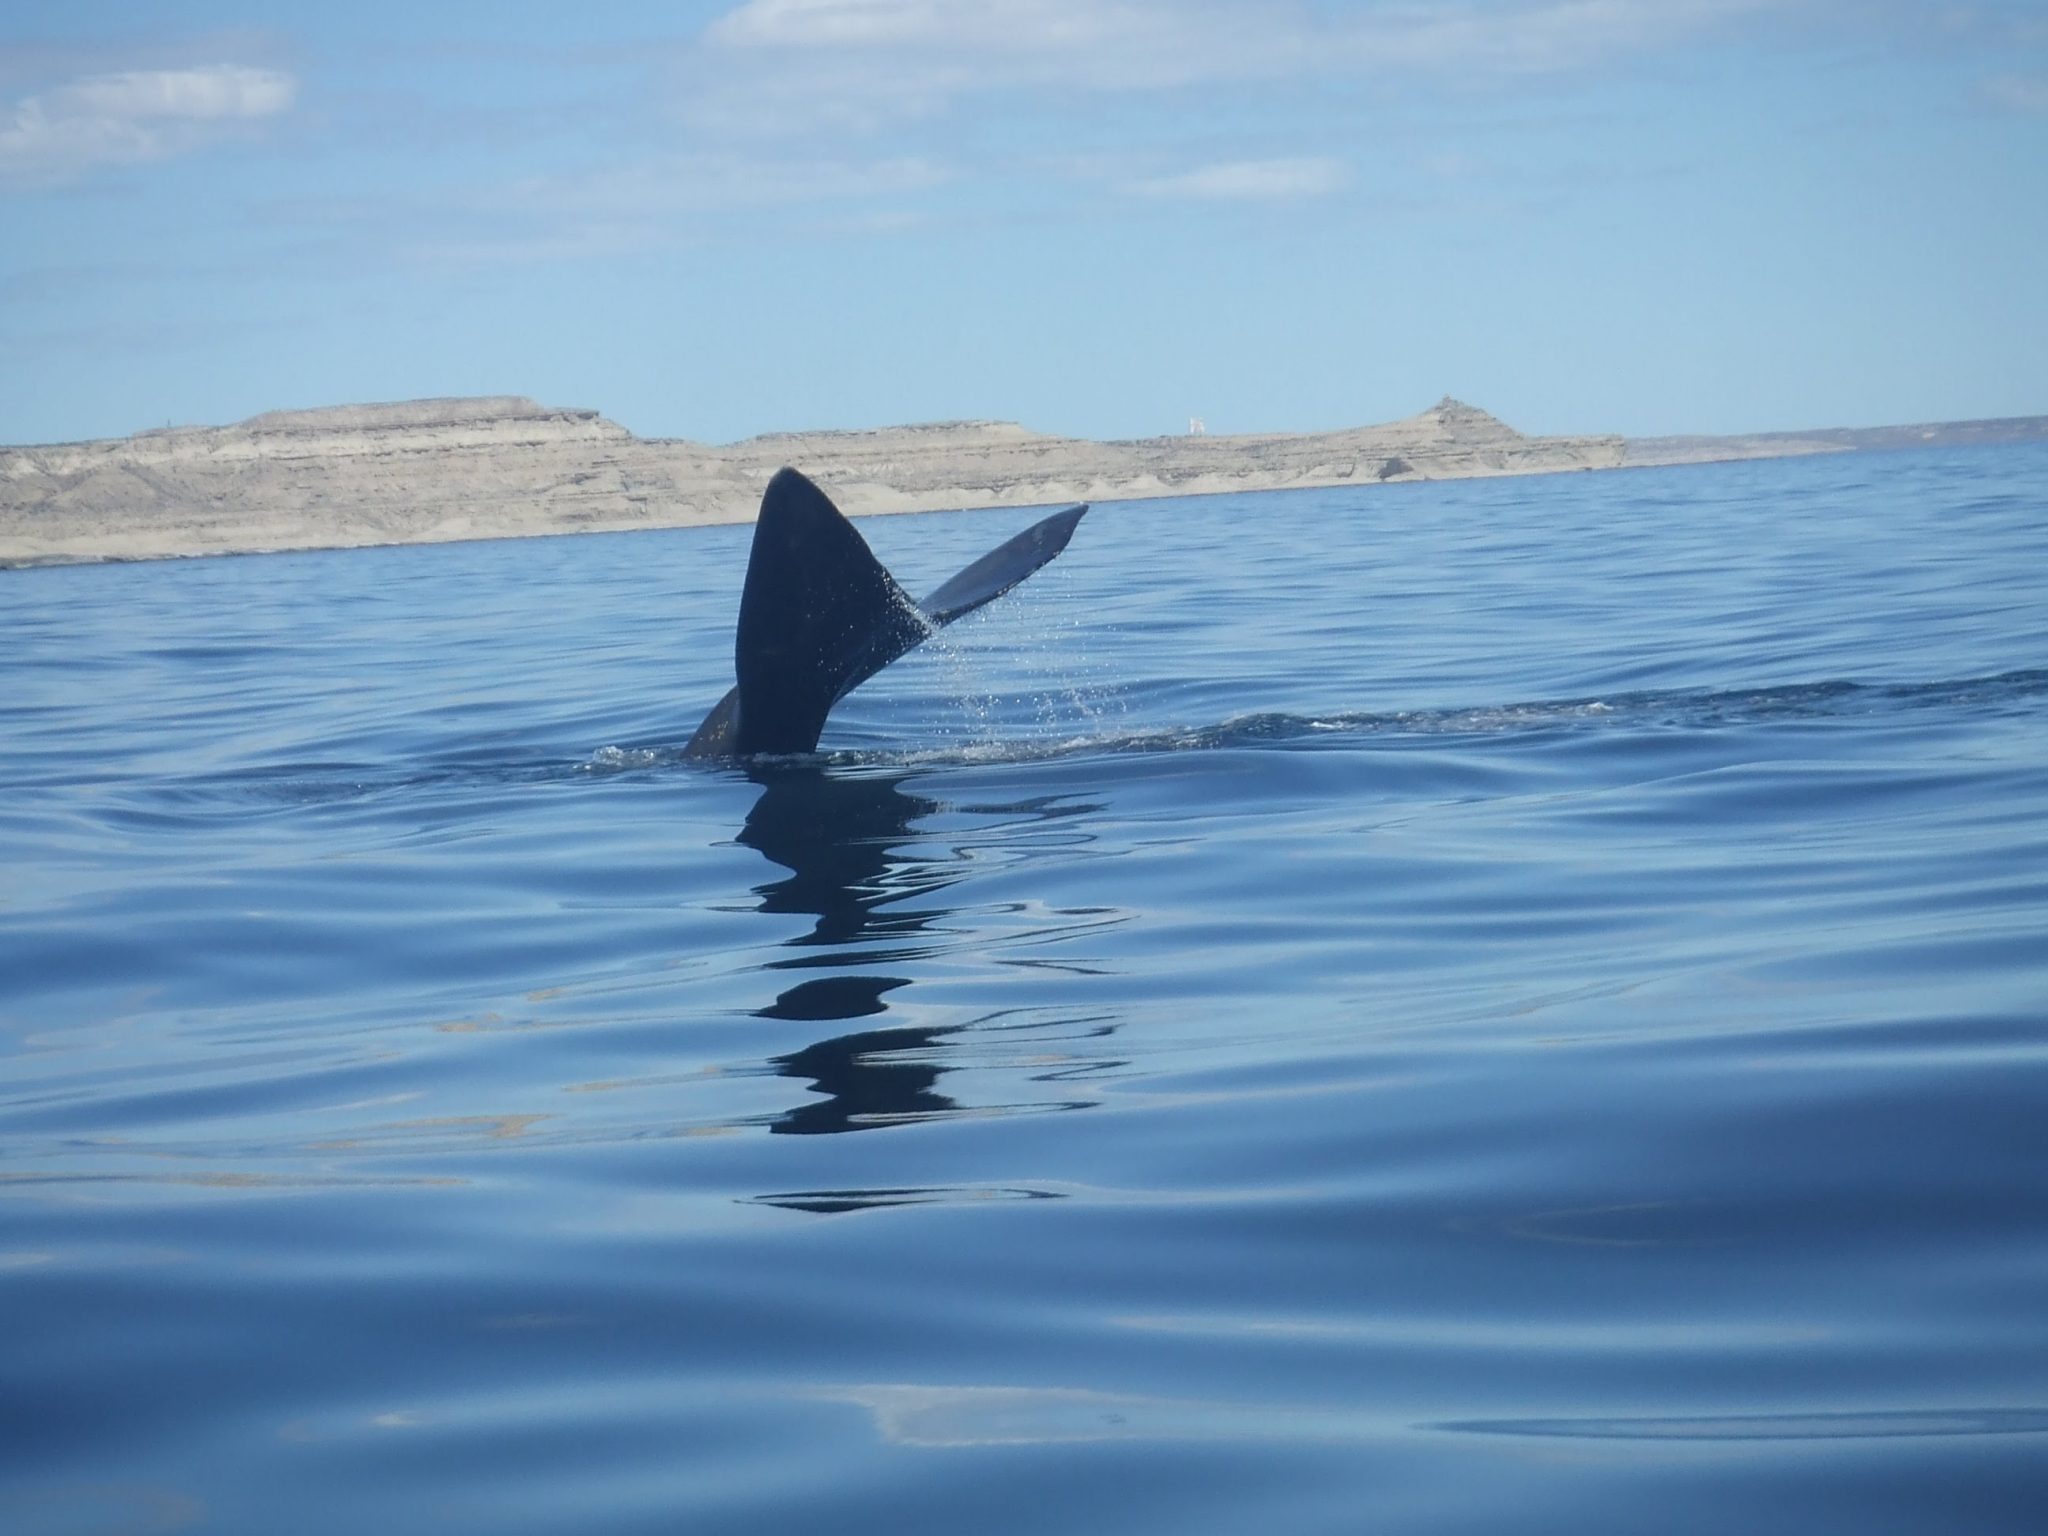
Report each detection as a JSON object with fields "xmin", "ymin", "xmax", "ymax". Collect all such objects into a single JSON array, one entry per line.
[
  {"xmin": 685, "ymin": 468, "xmax": 1086, "ymax": 758},
  {"xmin": 918, "ymin": 501, "xmax": 1089, "ymax": 626}
]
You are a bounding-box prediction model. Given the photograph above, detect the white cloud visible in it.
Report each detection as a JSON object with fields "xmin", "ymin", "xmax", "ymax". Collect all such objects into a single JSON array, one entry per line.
[
  {"xmin": 709, "ymin": 0, "xmax": 1157, "ymax": 51},
  {"xmin": 699, "ymin": 0, "xmax": 1293, "ymax": 80},
  {"xmin": 1132, "ymin": 156, "xmax": 1350, "ymax": 201},
  {"xmin": 707, "ymin": 0, "xmax": 1783, "ymax": 79},
  {"xmin": 1345, "ymin": 0, "xmax": 1783, "ymax": 76},
  {"xmin": 688, "ymin": 0, "xmax": 1298, "ymax": 135},
  {"xmin": 0, "ymin": 64, "xmax": 296, "ymax": 186},
  {"xmin": 59, "ymin": 67, "xmax": 294, "ymax": 122},
  {"xmin": 686, "ymin": 0, "xmax": 1792, "ymax": 141}
]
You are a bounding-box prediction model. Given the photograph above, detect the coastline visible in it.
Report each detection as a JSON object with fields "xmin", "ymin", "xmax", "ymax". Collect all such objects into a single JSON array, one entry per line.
[
  {"xmin": 3, "ymin": 394, "xmax": 2042, "ymax": 570},
  {"xmin": 0, "ymin": 395, "xmax": 1613, "ymax": 570}
]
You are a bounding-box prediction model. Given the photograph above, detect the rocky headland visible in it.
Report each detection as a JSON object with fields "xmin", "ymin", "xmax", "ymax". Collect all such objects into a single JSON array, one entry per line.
[{"xmin": 0, "ymin": 396, "xmax": 1621, "ymax": 568}]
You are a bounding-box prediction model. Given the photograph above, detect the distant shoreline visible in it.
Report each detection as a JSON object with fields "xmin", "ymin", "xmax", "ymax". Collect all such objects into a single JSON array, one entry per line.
[
  {"xmin": 3, "ymin": 395, "xmax": 2043, "ymax": 570},
  {"xmin": 1622, "ymin": 413, "xmax": 2048, "ymax": 468}
]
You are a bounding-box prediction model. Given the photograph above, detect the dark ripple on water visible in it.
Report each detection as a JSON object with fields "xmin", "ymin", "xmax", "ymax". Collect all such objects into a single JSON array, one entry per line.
[{"xmin": 3, "ymin": 446, "xmax": 2047, "ymax": 1534}]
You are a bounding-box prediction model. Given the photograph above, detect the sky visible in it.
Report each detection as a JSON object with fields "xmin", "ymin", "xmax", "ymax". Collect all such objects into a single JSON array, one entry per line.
[{"xmin": 3, "ymin": 0, "xmax": 2045, "ymax": 447}]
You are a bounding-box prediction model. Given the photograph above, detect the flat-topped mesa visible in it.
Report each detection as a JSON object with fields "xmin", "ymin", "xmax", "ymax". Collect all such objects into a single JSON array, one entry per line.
[
  {"xmin": 10, "ymin": 395, "xmax": 632, "ymax": 478},
  {"xmin": 238, "ymin": 395, "xmax": 599, "ymax": 433},
  {"xmin": 203, "ymin": 395, "xmax": 632, "ymax": 462}
]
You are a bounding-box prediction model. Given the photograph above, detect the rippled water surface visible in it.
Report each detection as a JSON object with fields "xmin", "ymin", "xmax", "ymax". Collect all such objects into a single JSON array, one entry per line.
[{"xmin": 5, "ymin": 447, "xmax": 2047, "ymax": 1534}]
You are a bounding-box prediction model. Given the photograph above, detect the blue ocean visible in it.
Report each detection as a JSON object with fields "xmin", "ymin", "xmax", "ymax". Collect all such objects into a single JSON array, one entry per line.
[{"xmin": 4, "ymin": 445, "xmax": 2046, "ymax": 1535}]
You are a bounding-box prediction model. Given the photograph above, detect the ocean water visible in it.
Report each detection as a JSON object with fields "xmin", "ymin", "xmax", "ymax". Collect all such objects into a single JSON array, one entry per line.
[{"xmin": 3, "ymin": 446, "xmax": 2046, "ymax": 1535}]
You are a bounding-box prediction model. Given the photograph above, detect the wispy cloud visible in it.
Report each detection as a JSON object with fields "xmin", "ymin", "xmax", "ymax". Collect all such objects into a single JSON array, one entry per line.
[
  {"xmin": 676, "ymin": 0, "xmax": 1793, "ymax": 152},
  {"xmin": 1132, "ymin": 156, "xmax": 1349, "ymax": 202},
  {"xmin": 685, "ymin": 0, "xmax": 1283, "ymax": 136},
  {"xmin": 0, "ymin": 4, "xmax": 1809, "ymax": 263},
  {"xmin": 700, "ymin": 0, "xmax": 1785, "ymax": 97},
  {"xmin": 1343, "ymin": 0, "xmax": 1783, "ymax": 75},
  {"xmin": 499, "ymin": 151, "xmax": 952, "ymax": 217},
  {"xmin": 1982, "ymin": 73, "xmax": 2048, "ymax": 116},
  {"xmin": 0, "ymin": 64, "xmax": 296, "ymax": 186},
  {"xmin": 346, "ymin": 0, "xmax": 1797, "ymax": 262},
  {"xmin": 710, "ymin": 0, "xmax": 1169, "ymax": 52},
  {"xmin": 703, "ymin": 0, "xmax": 1303, "ymax": 85},
  {"xmin": 260, "ymin": 149, "xmax": 956, "ymax": 276}
]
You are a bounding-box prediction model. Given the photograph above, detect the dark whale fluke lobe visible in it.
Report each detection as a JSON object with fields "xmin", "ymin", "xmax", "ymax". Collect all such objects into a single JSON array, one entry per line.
[{"xmin": 685, "ymin": 467, "xmax": 1086, "ymax": 758}]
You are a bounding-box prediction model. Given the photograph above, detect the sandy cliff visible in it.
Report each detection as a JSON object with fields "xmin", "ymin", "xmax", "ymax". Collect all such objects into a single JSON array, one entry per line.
[{"xmin": 0, "ymin": 395, "xmax": 1622, "ymax": 567}]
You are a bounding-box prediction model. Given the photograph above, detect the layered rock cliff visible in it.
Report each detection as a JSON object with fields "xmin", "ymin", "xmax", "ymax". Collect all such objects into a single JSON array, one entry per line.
[{"xmin": 0, "ymin": 395, "xmax": 1624, "ymax": 567}]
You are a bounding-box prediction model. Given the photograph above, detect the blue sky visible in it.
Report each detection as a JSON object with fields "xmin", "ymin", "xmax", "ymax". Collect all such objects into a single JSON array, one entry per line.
[{"xmin": 3, "ymin": 0, "xmax": 2044, "ymax": 445}]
